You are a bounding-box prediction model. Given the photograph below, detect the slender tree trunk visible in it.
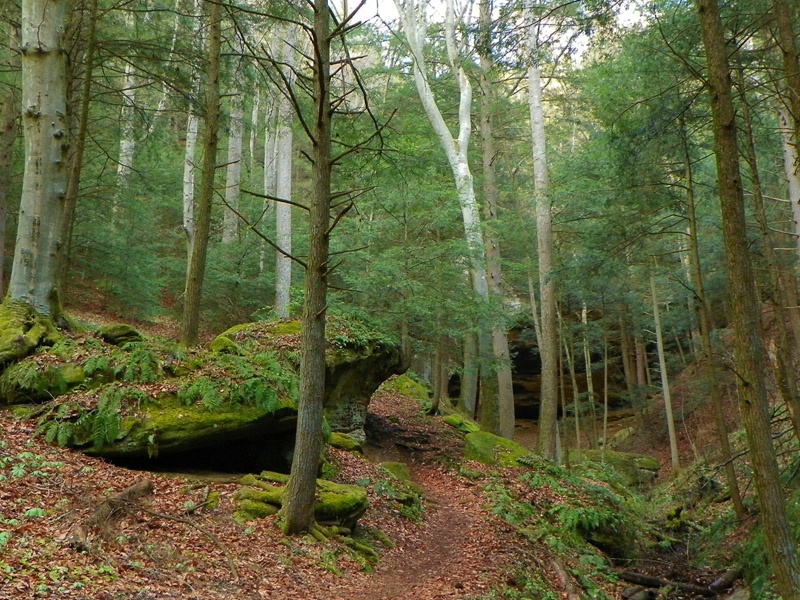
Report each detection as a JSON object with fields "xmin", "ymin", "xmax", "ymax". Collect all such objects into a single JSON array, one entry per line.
[
  {"xmin": 181, "ymin": 0, "xmax": 221, "ymax": 346},
  {"xmin": 222, "ymin": 59, "xmax": 245, "ymax": 244},
  {"xmin": 460, "ymin": 330, "xmax": 479, "ymax": 418},
  {"xmin": 772, "ymin": 0, "xmax": 800, "ymax": 151},
  {"xmin": 739, "ymin": 81, "xmax": 800, "ymax": 442},
  {"xmin": 559, "ymin": 312, "xmax": 581, "ymax": 455},
  {"xmin": 395, "ymin": 0, "xmax": 510, "ymax": 437},
  {"xmin": 10, "ymin": 0, "xmax": 70, "ymax": 317},
  {"xmin": 527, "ymin": 41, "xmax": 559, "ymax": 459},
  {"xmin": 697, "ymin": 0, "xmax": 800, "ymax": 594},
  {"xmin": 283, "ymin": 0, "xmax": 332, "ymax": 535},
  {"xmin": 682, "ymin": 127, "xmax": 746, "ymax": 516},
  {"xmin": 182, "ymin": 0, "xmax": 203, "ymax": 265},
  {"xmin": 274, "ymin": 25, "xmax": 297, "ymax": 318},
  {"xmin": 777, "ymin": 106, "xmax": 800, "ymax": 260},
  {"xmin": 651, "ymin": 268, "xmax": 680, "ymax": 472},
  {"xmin": 116, "ymin": 9, "xmax": 137, "ymax": 187},
  {"xmin": 0, "ymin": 24, "xmax": 21, "ymax": 297},
  {"xmin": 59, "ymin": 0, "xmax": 96, "ymax": 298},
  {"xmin": 0, "ymin": 97, "xmax": 14, "ymax": 296},
  {"xmin": 581, "ymin": 303, "xmax": 598, "ymax": 448},
  {"xmin": 478, "ymin": 0, "xmax": 515, "ymax": 438}
]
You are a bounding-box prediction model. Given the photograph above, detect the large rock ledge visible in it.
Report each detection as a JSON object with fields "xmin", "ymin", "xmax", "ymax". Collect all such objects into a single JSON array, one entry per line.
[{"xmin": 2, "ymin": 316, "xmax": 402, "ymax": 470}]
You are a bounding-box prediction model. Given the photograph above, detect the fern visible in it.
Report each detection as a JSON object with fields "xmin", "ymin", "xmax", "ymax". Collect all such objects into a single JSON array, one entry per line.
[
  {"xmin": 232, "ymin": 378, "xmax": 279, "ymax": 411},
  {"xmin": 83, "ymin": 355, "xmax": 111, "ymax": 379},
  {"xmin": 178, "ymin": 377, "xmax": 225, "ymax": 410},
  {"xmin": 114, "ymin": 344, "xmax": 162, "ymax": 383},
  {"xmin": 92, "ymin": 388, "xmax": 123, "ymax": 448}
]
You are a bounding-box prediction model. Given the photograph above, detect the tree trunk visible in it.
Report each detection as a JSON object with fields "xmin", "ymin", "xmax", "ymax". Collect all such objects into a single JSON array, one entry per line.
[
  {"xmin": 394, "ymin": 0, "xmax": 509, "ymax": 437},
  {"xmin": 682, "ymin": 120, "xmax": 746, "ymax": 517},
  {"xmin": 478, "ymin": 0, "xmax": 515, "ymax": 439},
  {"xmin": 283, "ymin": 0, "xmax": 332, "ymax": 535},
  {"xmin": 10, "ymin": 0, "xmax": 70, "ymax": 318},
  {"xmin": 274, "ymin": 25, "xmax": 297, "ymax": 318},
  {"xmin": 59, "ymin": 0, "xmax": 95, "ymax": 299},
  {"xmin": 460, "ymin": 329, "xmax": 479, "ymax": 418},
  {"xmin": 182, "ymin": 0, "xmax": 203, "ymax": 265},
  {"xmin": 0, "ymin": 22, "xmax": 21, "ymax": 297},
  {"xmin": 777, "ymin": 106, "xmax": 800, "ymax": 260},
  {"xmin": 651, "ymin": 268, "xmax": 680, "ymax": 472},
  {"xmin": 222, "ymin": 58, "xmax": 245, "ymax": 244},
  {"xmin": 581, "ymin": 303, "xmax": 598, "ymax": 448},
  {"xmin": 116, "ymin": 9, "xmax": 137, "ymax": 187},
  {"xmin": 696, "ymin": 0, "xmax": 800, "ymax": 594},
  {"xmin": 527, "ymin": 20, "xmax": 558, "ymax": 458},
  {"xmin": 181, "ymin": 0, "xmax": 221, "ymax": 346}
]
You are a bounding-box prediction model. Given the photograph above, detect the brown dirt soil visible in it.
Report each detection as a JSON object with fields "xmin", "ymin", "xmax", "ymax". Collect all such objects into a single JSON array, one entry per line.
[{"xmin": 0, "ymin": 387, "xmax": 550, "ymax": 600}]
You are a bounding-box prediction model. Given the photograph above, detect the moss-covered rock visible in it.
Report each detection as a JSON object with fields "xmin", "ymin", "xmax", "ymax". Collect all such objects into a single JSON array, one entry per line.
[
  {"xmin": 329, "ymin": 432, "xmax": 362, "ymax": 453},
  {"xmin": 442, "ymin": 413, "xmax": 480, "ymax": 434},
  {"xmin": 382, "ymin": 374, "xmax": 430, "ymax": 402},
  {"xmin": 234, "ymin": 471, "xmax": 368, "ymax": 528},
  {"xmin": 571, "ymin": 450, "xmax": 660, "ymax": 488},
  {"xmin": 97, "ymin": 323, "xmax": 144, "ymax": 346},
  {"xmin": 464, "ymin": 431, "xmax": 533, "ymax": 467},
  {"xmin": 381, "ymin": 461, "xmax": 412, "ymax": 481}
]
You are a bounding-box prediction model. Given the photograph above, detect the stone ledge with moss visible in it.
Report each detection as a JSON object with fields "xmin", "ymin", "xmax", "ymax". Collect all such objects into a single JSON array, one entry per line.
[
  {"xmin": 464, "ymin": 431, "xmax": 534, "ymax": 467},
  {"xmin": 570, "ymin": 449, "xmax": 661, "ymax": 488},
  {"xmin": 235, "ymin": 471, "xmax": 368, "ymax": 529},
  {"xmin": 21, "ymin": 317, "xmax": 401, "ymax": 471}
]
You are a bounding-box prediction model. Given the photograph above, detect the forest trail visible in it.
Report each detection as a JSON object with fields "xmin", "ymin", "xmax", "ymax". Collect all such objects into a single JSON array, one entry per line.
[{"xmin": 323, "ymin": 392, "xmax": 526, "ymax": 600}]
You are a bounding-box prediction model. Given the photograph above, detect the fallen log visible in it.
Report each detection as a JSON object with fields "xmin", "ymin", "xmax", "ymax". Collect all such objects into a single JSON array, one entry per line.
[
  {"xmin": 68, "ymin": 478, "xmax": 154, "ymax": 551},
  {"xmin": 619, "ymin": 570, "xmax": 716, "ymax": 597},
  {"xmin": 710, "ymin": 568, "xmax": 741, "ymax": 592}
]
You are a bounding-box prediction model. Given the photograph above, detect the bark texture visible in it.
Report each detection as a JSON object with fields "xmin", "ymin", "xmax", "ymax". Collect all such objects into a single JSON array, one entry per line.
[
  {"xmin": 696, "ymin": 0, "xmax": 800, "ymax": 595},
  {"xmin": 181, "ymin": 0, "xmax": 221, "ymax": 346},
  {"xmin": 11, "ymin": 0, "xmax": 70, "ymax": 317},
  {"xmin": 283, "ymin": 0, "xmax": 332, "ymax": 534}
]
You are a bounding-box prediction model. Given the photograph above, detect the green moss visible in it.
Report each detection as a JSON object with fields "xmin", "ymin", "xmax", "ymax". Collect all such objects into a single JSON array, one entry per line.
[
  {"xmin": 329, "ymin": 432, "xmax": 362, "ymax": 453},
  {"xmin": 464, "ymin": 431, "xmax": 533, "ymax": 467},
  {"xmin": 97, "ymin": 323, "xmax": 143, "ymax": 346},
  {"xmin": 383, "ymin": 374, "xmax": 430, "ymax": 402},
  {"xmin": 571, "ymin": 450, "xmax": 661, "ymax": 487},
  {"xmin": 58, "ymin": 363, "xmax": 86, "ymax": 386},
  {"xmin": 442, "ymin": 413, "xmax": 480, "ymax": 434},
  {"xmin": 209, "ymin": 336, "xmax": 241, "ymax": 354},
  {"xmin": 0, "ymin": 302, "xmax": 60, "ymax": 366},
  {"xmin": 381, "ymin": 462, "xmax": 411, "ymax": 481},
  {"xmin": 234, "ymin": 471, "xmax": 368, "ymax": 528}
]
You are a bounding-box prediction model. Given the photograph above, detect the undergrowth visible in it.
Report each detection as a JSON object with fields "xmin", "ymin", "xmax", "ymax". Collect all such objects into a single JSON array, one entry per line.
[{"xmin": 482, "ymin": 456, "xmax": 647, "ymax": 598}]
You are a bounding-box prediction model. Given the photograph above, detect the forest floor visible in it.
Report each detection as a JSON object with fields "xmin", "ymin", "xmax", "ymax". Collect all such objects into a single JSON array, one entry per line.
[{"xmin": 0, "ymin": 381, "xmax": 573, "ymax": 600}]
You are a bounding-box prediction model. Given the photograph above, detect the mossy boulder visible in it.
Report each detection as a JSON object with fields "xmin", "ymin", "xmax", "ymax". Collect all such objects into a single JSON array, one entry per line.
[
  {"xmin": 571, "ymin": 450, "xmax": 660, "ymax": 488},
  {"xmin": 329, "ymin": 432, "xmax": 362, "ymax": 453},
  {"xmin": 442, "ymin": 413, "xmax": 480, "ymax": 434},
  {"xmin": 97, "ymin": 323, "xmax": 143, "ymax": 346},
  {"xmin": 381, "ymin": 461, "xmax": 411, "ymax": 481},
  {"xmin": 382, "ymin": 374, "xmax": 430, "ymax": 402},
  {"xmin": 234, "ymin": 471, "xmax": 368, "ymax": 528},
  {"xmin": 32, "ymin": 317, "xmax": 401, "ymax": 472},
  {"xmin": 464, "ymin": 431, "xmax": 533, "ymax": 467}
]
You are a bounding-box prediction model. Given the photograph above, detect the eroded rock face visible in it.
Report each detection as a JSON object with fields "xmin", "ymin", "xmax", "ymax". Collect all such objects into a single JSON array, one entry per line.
[{"xmin": 21, "ymin": 318, "xmax": 402, "ymax": 472}]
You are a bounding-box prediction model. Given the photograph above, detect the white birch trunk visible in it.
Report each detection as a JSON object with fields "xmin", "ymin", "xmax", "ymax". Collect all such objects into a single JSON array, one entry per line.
[
  {"xmin": 778, "ymin": 106, "xmax": 800, "ymax": 258},
  {"xmin": 249, "ymin": 85, "xmax": 260, "ymax": 176},
  {"xmin": 274, "ymin": 25, "xmax": 297, "ymax": 317},
  {"xmin": 10, "ymin": 0, "xmax": 69, "ymax": 316},
  {"xmin": 526, "ymin": 1, "xmax": 559, "ymax": 459},
  {"xmin": 117, "ymin": 8, "xmax": 137, "ymax": 185},
  {"xmin": 396, "ymin": 0, "xmax": 514, "ymax": 436},
  {"xmin": 222, "ymin": 62, "xmax": 245, "ymax": 244},
  {"xmin": 182, "ymin": 0, "xmax": 203, "ymax": 262}
]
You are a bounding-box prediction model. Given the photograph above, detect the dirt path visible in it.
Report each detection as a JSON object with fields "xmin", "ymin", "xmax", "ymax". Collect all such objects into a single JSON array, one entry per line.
[{"xmin": 338, "ymin": 464, "xmax": 510, "ymax": 600}]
